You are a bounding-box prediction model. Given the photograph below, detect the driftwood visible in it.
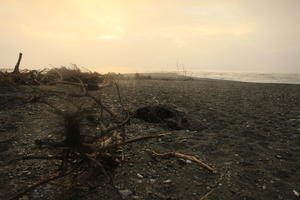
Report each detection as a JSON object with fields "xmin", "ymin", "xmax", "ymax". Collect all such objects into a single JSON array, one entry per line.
[
  {"xmin": 0, "ymin": 53, "xmax": 104, "ymax": 87},
  {"xmin": 3, "ymin": 53, "xmax": 222, "ymax": 199},
  {"xmin": 148, "ymin": 151, "xmax": 218, "ymax": 173},
  {"xmin": 148, "ymin": 150, "xmax": 224, "ymax": 200},
  {"xmin": 13, "ymin": 52, "xmax": 22, "ymax": 74},
  {"xmin": 7, "ymin": 71, "xmax": 174, "ymax": 199}
]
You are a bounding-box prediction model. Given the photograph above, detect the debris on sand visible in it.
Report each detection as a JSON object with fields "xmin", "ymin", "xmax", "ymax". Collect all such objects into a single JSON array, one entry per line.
[{"xmin": 134, "ymin": 104, "xmax": 189, "ymax": 130}]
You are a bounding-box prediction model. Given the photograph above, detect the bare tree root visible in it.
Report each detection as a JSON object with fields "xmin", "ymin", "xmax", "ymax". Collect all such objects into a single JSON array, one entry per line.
[{"xmin": 7, "ymin": 72, "xmax": 175, "ymax": 199}]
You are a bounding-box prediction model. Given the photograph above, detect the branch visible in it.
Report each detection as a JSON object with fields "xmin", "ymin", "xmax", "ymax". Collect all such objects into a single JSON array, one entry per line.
[
  {"xmin": 197, "ymin": 172, "xmax": 225, "ymax": 200},
  {"xmin": 148, "ymin": 151, "xmax": 218, "ymax": 173},
  {"xmin": 98, "ymin": 133, "xmax": 170, "ymax": 151},
  {"xmin": 13, "ymin": 52, "xmax": 22, "ymax": 74},
  {"xmin": 8, "ymin": 171, "xmax": 72, "ymax": 200},
  {"xmin": 101, "ymin": 112, "xmax": 130, "ymax": 134},
  {"xmin": 17, "ymin": 155, "xmax": 62, "ymax": 161}
]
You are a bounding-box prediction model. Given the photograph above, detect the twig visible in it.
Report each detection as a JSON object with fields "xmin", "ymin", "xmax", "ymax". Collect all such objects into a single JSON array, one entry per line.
[
  {"xmin": 114, "ymin": 81, "xmax": 126, "ymax": 112},
  {"xmin": 197, "ymin": 172, "xmax": 225, "ymax": 200},
  {"xmin": 50, "ymin": 80, "xmax": 88, "ymax": 87},
  {"xmin": 101, "ymin": 112, "xmax": 130, "ymax": 134},
  {"xmin": 148, "ymin": 150, "xmax": 224, "ymax": 200},
  {"xmin": 98, "ymin": 133, "xmax": 170, "ymax": 151},
  {"xmin": 7, "ymin": 155, "xmax": 62, "ymax": 165},
  {"xmin": 8, "ymin": 171, "xmax": 72, "ymax": 200},
  {"xmin": 38, "ymin": 100, "xmax": 66, "ymax": 116},
  {"xmin": 19, "ymin": 155, "xmax": 62, "ymax": 161},
  {"xmin": 86, "ymin": 93, "xmax": 116, "ymax": 117},
  {"xmin": 148, "ymin": 151, "xmax": 218, "ymax": 173},
  {"xmin": 197, "ymin": 188, "xmax": 215, "ymax": 200},
  {"xmin": 83, "ymin": 153, "xmax": 112, "ymax": 183},
  {"xmin": 75, "ymin": 77, "xmax": 87, "ymax": 95}
]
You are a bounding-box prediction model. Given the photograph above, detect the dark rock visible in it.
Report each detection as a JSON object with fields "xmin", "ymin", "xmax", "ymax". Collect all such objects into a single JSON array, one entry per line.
[{"xmin": 134, "ymin": 104, "xmax": 189, "ymax": 130}]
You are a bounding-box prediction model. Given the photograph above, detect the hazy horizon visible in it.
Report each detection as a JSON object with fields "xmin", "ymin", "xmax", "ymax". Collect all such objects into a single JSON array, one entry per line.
[{"xmin": 1, "ymin": 0, "xmax": 300, "ymax": 73}]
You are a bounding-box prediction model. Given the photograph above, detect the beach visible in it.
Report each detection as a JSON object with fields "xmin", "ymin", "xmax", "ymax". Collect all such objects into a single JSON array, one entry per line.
[{"xmin": 0, "ymin": 78, "xmax": 299, "ymax": 200}]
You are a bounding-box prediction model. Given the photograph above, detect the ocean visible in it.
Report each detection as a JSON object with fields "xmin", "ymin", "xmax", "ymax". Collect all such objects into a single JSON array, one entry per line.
[{"xmin": 192, "ymin": 71, "xmax": 300, "ymax": 84}]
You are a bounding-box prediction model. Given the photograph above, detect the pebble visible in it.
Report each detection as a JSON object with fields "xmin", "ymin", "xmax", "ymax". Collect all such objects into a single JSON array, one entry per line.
[
  {"xmin": 150, "ymin": 178, "xmax": 156, "ymax": 183},
  {"xmin": 293, "ymin": 189, "xmax": 299, "ymax": 197},
  {"xmin": 137, "ymin": 173, "xmax": 143, "ymax": 179},
  {"xmin": 163, "ymin": 179, "xmax": 172, "ymax": 184},
  {"xmin": 185, "ymin": 159, "xmax": 192, "ymax": 164},
  {"xmin": 119, "ymin": 189, "xmax": 133, "ymax": 199}
]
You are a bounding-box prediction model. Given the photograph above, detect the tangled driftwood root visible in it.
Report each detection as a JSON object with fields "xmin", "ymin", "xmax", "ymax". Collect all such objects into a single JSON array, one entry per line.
[
  {"xmin": 7, "ymin": 72, "xmax": 172, "ymax": 200},
  {"xmin": 9, "ymin": 134, "xmax": 169, "ymax": 200},
  {"xmin": 4, "ymin": 53, "xmax": 223, "ymax": 200}
]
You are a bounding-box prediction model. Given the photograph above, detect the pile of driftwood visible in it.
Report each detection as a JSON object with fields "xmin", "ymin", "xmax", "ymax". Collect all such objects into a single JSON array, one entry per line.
[
  {"xmin": 0, "ymin": 53, "xmax": 103, "ymax": 89},
  {"xmin": 3, "ymin": 53, "xmax": 222, "ymax": 200},
  {"xmin": 2, "ymin": 53, "xmax": 165, "ymax": 199}
]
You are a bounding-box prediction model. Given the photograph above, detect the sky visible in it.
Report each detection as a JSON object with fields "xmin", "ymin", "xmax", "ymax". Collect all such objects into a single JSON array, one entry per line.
[{"xmin": 0, "ymin": 0, "xmax": 299, "ymax": 73}]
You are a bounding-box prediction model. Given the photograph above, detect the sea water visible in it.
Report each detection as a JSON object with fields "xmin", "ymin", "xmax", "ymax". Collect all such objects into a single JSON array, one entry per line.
[{"xmin": 192, "ymin": 71, "xmax": 300, "ymax": 84}]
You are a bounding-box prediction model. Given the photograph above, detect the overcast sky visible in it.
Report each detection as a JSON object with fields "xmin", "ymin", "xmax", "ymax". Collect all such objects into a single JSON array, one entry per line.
[{"xmin": 0, "ymin": 0, "xmax": 299, "ymax": 73}]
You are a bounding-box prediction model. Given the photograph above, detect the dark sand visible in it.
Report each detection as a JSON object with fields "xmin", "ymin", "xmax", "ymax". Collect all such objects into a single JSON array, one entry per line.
[{"xmin": 0, "ymin": 78, "xmax": 299, "ymax": 200}]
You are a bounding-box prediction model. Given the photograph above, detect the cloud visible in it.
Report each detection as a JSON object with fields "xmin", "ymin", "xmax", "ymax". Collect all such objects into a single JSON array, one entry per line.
[{"xmin": 97, "ymin": 35, "xmax": 121, "ymax": 40}]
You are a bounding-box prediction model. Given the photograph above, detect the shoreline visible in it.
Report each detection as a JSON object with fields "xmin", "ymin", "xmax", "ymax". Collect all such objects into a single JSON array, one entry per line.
[{"xmin": 123, "ymin": 71, "xmax": 300, "ymax": 84}]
